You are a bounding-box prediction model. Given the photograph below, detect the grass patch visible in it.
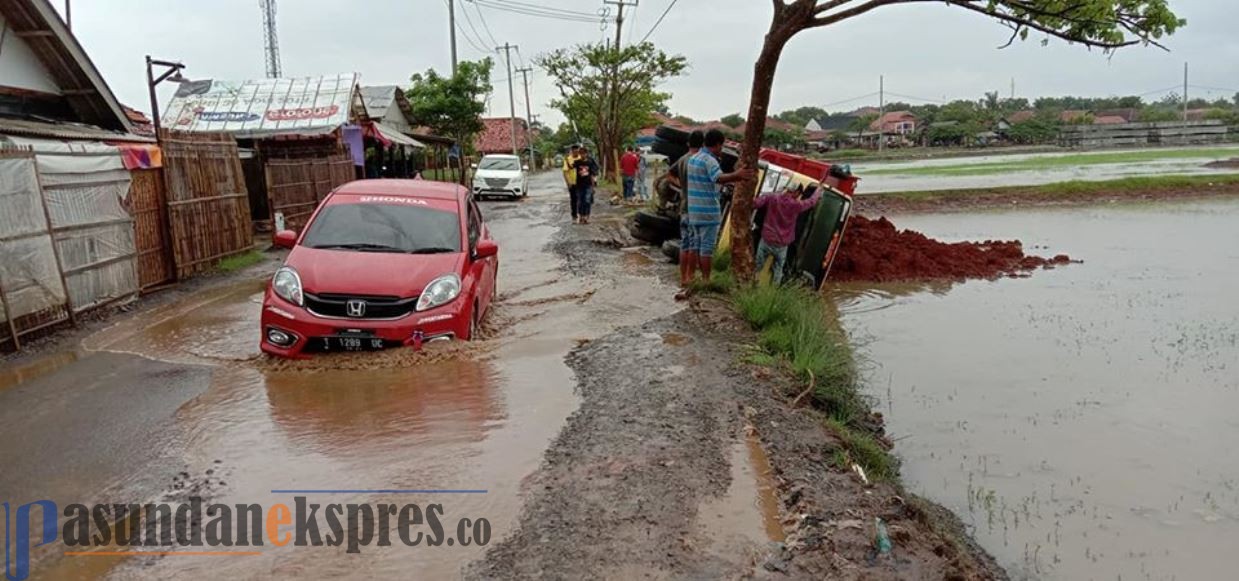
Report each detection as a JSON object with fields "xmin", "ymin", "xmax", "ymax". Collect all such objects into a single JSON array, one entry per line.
[
  {"xmin": 882, "ymin": 172, "xmax": 1239, "ymax": 202},
  {"xmin": 217, "ymin": 250, "xmax": 264, "ymax": 273},
  {"xmin": 732, "ymin": 283, "xmax": 864, "ymax": 424},
  {"xmin": 864, "ymin": 146, "xmax": 1239, "ymax": 177},
  {"xmin": 824, "ymin": 418, "xmax": 899, "ymax": 482}
]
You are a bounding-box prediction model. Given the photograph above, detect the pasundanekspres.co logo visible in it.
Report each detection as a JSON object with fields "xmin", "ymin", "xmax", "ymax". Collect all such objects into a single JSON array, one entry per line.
[{"xmin": 3, "ymin": 489, "xmax": 491, "ymax": 581}]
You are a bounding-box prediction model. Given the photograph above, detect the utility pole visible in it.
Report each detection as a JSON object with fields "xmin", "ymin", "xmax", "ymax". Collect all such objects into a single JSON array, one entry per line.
[
  {"xmin": 1183, "ymin": 62, "xmax": 1189, "ymax": 124},
  {"xmin": 64, "ymin": 0, "xmax": 70, "ymax": 30},
  {"xmin": 1010, "ymin": 77, "xmax": 1015, "ymax": 101},
  {"xmin": 604, "ymin": 0, "xmax": 638, "ymax": 50},
  {"xmin": 517, "ymin": 66, "xmax": 536, "ymax": 167},
  {"xmin": 496, "ymin": 43, "xmax": 518, "ymax": 155},
  {"xmin": 878, "ymin": 75, "xmax": 885, "ymax": 152},
  {"xmin": 448, "ymin": 0, "xmax": 458, "ymax": 75}
]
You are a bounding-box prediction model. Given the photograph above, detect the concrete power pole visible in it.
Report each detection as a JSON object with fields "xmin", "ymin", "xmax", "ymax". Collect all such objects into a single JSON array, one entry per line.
[
  {"xmin": 604, "ymin": 0, "xmax": 638, "ymax": 50},
  {"xmin": 1183, "ymin": 62, "xmax": 1189, "ymax": 124},
  {"xmin": 448, "ymin": 0, "xmax": 458, "ymax": 76},
  {"xmin": 517, "ymin": 67, "xmax": 536, "ymax": 167},
  {"xmin": 496, "ymin": 43, "xmax": 519, "ymax": 155},
  {"xmin": 877, "ymin": 75, "xmax": 884, "ymax": 152}
]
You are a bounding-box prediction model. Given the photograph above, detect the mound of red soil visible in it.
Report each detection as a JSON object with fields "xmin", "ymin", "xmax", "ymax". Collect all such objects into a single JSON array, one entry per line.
[{"xmin": 831, "ymin": 216, "xmax": 1071, "ymax": 282}]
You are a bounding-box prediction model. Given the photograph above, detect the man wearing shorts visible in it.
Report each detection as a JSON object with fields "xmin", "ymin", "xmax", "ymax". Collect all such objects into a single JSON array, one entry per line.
[{"xmin": 676, "ymin": 129, "xmax": 754, "ymax": 300}]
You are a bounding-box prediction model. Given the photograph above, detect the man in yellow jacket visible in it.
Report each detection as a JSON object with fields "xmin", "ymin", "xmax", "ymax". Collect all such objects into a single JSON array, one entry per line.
[{"xmin": 562, "ymin": 144, "xmax": 582, "ymax": 222}]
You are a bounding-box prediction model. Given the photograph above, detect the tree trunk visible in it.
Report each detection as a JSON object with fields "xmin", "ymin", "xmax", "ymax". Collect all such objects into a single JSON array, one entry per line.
[{"xmin": 731, "ymin": 26, "xmax": 794, "ymax": 282}]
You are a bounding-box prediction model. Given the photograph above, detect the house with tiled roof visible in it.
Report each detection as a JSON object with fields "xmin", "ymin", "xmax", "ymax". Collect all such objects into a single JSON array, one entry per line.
[
  {"xmin": 474, "ymin": 117, "xmax": 529, "ymax": 155},
  {"xmin": 869, "ymin": 111, "xmax": 918, "ymax": 135}
]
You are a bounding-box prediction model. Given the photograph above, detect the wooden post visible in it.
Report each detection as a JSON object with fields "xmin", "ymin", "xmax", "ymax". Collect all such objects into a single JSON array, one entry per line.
[
  {"xmin": 0, "ymin": 275, "xmax": 21, "ymax": 351},
  {"xmin": 32, "ymin": 166, "xmax": 78, "ymax": 326}
]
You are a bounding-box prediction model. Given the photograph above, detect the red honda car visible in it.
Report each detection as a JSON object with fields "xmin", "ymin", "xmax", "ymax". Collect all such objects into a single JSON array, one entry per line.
[{"xmin": 260, "ymin": 180, "xmax": 498, "ymax": 358}]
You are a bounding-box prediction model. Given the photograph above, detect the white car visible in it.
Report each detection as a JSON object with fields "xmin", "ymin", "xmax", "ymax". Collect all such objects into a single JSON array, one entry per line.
[{"xmin": 471, "ymin": 154, "xmax": 529, "ymax": 200}]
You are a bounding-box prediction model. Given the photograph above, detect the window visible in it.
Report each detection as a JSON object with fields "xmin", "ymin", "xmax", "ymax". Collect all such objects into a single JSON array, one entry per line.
[
  {"xmin": 478, "ymin": 157, "xmax": 521, "ymax": 171},
  {"xmin": 466, "ymin": 199, "xmax": 482, "ymax": 250},
  {"xmin": 302, "ymin": 203, "xmax": 461, "ymax": 253}
]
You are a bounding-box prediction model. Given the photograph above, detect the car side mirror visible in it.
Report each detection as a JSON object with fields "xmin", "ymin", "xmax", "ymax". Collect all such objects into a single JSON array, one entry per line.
[
  {"xmin": 273, "ymin": 229, "xmax": 298, "ymax": 249},
  {"xmin": 522, "ymin": 165, "xmax": 530, "ymax": 171},
  {"xmin": 474, "ymin": 239, "xmax": 498, "ymax": 259}
]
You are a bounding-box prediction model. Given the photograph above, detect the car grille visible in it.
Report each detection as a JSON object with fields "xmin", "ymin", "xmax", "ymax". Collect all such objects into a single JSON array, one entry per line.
[
  {"xmin": 304, "ymin": 292, "xmax": 418, "ymax": 320},
  {"xmin": 484, "ymin": 177, "xmax": 510, "ymax": 189}
]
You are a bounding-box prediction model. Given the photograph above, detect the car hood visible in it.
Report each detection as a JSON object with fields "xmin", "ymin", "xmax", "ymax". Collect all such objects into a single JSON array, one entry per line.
[
  {"xmin": 286, "ymin": 247, "xmax": 465, "ymax": 298},
  {"xmin": 474, "ymin": 168, "xmax": 523, "ymax": 180}
]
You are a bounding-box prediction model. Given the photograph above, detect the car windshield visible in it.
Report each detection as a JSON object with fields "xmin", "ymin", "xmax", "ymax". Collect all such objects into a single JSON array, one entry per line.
[
  {"xmin": 478, "ymin": 157, "xmax": 520, "ymax": 171},
  {"xmin": 301, "ymin": 203, "xmax": 461, "ymax": 254}
]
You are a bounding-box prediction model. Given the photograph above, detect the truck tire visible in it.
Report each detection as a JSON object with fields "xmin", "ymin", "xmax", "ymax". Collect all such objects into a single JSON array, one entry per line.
[
  {"xmin": 662, "ymin": 239, "xmax": 681, "ymax": 263},
  {"xmin": 634, "ymin": 210, "xmax": 679, "ymax": 238},
  {"xmin": 655, "ymin": 125, "xmax": 690, "ymax": 144},
  {"xmin": 651, "ymin": 137, "xmax": 688, "ymax": 163},
  {"xmin": 629, "ymin": 222, "xmax": 666, "ymax": 245}
]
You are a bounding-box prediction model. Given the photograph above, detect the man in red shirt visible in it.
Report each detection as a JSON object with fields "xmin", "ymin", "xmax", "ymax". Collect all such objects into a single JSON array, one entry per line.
[{"xmin": 620, "ymin": 146, "xmax": 640, "ymax": 202}]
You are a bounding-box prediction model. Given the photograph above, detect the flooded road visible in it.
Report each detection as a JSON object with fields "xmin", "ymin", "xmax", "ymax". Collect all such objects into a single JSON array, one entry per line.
[
  {"xmin": 1, "ymin": 172, "xmax": 706, "ymax": 580},
  {"xmin": 852, "ymin": 145, "xmax": 1239, "ymax": 193},
  {"xmin": 835, "ymin": 198, "xmax": 1239, "ymax": 579}
]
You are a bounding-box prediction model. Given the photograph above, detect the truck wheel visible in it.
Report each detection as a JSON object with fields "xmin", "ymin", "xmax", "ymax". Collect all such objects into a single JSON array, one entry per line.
[
  {"xmin": 655, "ymin": 125, "xmax": 690, "ymax": 144},
  {"xmin": 661, "ymin": 239, "xmax": 681, "ymax": 263}
]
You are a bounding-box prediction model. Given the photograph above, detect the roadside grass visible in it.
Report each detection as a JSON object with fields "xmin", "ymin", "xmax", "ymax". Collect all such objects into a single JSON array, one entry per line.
[
  {"xmin": 217, "ymin": 250, "xmax": 265, "ymax": 273},
  {"xmin": 882, "ymin": 172, "xmax": 1239, "ymax": 202},
  {"xmin": 716, "ymin": 266, "xmax": 895, "ymax": 481},
  {"xmin": 863, "ymin": 145, "xmax": 1239, "ymax": 177}
]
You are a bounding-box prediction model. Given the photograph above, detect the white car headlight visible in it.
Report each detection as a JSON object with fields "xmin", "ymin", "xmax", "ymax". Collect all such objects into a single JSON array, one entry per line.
[
  {"xmin": 417, "ymin": 274, "xmax": 462, "ymax": 311},
  {"xmin": 272, "ymin": 266, "xmax": 303, "ymax": 306}
]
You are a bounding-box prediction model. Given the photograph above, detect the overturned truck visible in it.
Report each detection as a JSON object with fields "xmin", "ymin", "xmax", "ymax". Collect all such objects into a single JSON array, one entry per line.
[{"xmin": 632, "ymin": 126, "xmax": 858, "ymax": 289}]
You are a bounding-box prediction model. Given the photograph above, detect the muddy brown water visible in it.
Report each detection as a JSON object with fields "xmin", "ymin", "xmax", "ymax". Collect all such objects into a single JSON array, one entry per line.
[
  {"xmin": 12, "ymin": 174, "xmax": 783, "ymax": 580},
  {"xmin": 834, "ymin": 198, "xmax": 1239, "ymax": 580}
]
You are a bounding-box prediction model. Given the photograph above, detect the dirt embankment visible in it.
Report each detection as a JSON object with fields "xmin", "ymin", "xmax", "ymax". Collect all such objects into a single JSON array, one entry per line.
[
  {"xmin": 832, "ymin": 216, "xmax": 1071, "ymax": 283},
  {"xmin": 470, "ymin": 198, "xmax": 1006, "ymax": 580}
]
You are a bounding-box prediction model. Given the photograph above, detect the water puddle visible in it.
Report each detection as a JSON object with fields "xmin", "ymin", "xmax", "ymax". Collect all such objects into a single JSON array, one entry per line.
[
  {"xmin": 0, "ymin": 350, "xmax": 78, "ymax": 391},
  {"xmin": 698, "ymin": 428, "xmax": 785, "ymax": 559},
  {"xmin": 838, "ymin": 198, "xmax": 1239, "ymax": 579}
]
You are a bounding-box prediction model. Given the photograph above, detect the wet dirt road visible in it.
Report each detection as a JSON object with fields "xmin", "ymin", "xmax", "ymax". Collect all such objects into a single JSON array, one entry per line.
[
  {"xmin": 0, "ymin": 173, "xmax": 792, "ymax": 580},
  {"xmin": 835, "ymin": 198, "xmax": 1239, "ymax": 579}
]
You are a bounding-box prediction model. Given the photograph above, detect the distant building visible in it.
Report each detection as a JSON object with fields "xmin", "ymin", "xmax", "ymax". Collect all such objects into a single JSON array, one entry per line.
[
  {"xmin": 805, "ymin": 115, "xmax": 854, "ymax": 133},
  {"xmin": 1007, "ymin": 110, "xmax": 1037, "ymax": 124},
  {"xmin": 474, "ymin": 117, "xmax": 529, "ymax": 156},
  {"xmin": 1092, "ymin": 115, "xmax": 1127, "ymax": 125},
  {"xmin": 870, "ymin": 111, "xmax": 918, "ymax": 135}
]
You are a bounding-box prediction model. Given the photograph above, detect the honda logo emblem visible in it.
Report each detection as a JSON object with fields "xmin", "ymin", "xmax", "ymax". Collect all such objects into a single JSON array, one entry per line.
[{"xmin": 345, "ymin": 299, "xmax": 367, "ymax": 318}]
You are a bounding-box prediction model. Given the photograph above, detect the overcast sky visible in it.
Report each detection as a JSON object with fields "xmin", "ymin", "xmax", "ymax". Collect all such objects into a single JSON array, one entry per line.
[{"xmin": 58, "ymin": 0, "xmax": 1239, "ymax": 128}]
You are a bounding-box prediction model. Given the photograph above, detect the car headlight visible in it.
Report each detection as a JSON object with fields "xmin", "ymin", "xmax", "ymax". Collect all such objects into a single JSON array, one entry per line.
[
  {"xmin": 417, "ymin": 274, "xmax": 461, "ymax": 311},
  {"xmin": 272, "ymin": 266, "xmax": 303, "ymax": 306}
]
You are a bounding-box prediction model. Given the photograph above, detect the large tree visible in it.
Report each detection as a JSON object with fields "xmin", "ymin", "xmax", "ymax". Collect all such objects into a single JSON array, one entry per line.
[
  {"xmin": 406, "ymin": 58, "xmax": 494, "ymax": 152},
  {"xmin": 539, "ymin": 42, "xmax": 686, "ymax": 180},
  {"xmin": 728, "ymin": 0, "xmax": 1183, "ymax": 282}
]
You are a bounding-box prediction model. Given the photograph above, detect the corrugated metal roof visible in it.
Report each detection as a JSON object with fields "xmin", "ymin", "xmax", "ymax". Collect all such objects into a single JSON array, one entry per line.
[
  {"xmin": 162, "ymin": 73, "xmax": 360, "ymax": 139},
  {"xmin": 0, "ymin": 117, "xmax": 153, "ymax": 142},
  {"xmin": 360, "ymin": 86, "xmax": 397, "ymax": 117}
]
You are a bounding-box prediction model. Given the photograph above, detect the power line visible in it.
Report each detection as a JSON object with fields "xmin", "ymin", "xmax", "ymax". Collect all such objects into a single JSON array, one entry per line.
[
  {"xmin": 884, "ymin": 91, "xmax": 945, "ymax": 104},
  {"xmin": 819, "ymin": 91, "xmax": 881, "ymax": 110},
  {"xmin": 457, "ymin": 0, "xmax": 496, "ymax": 54},
  {"xmin": 446, "ymin": 0, "xmax": 491, "ymax": 54},
  {"xmin": 640, "ymin": 0, "xmax": 677, "ymax": 42},
  {"xmin": 471, "ymin": 0, "xmax": 500, "ymax": 47},
  {"xmin": 488, "ymin": 0, "xmax": 599, "ymax": 18},
  {"xmin": 471, "ymin": 0, "xmax": 603, "ymax": 23}
]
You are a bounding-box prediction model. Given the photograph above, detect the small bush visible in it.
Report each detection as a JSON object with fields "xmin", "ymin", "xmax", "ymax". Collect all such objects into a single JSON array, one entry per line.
[{"xmin": 824, "ymin": 418, "xmax": 899, "ymax": 482}]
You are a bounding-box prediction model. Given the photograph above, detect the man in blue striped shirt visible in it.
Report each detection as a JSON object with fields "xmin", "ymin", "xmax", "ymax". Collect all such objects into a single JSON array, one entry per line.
[{"xmin": 676, "ymin": 129, "xmax": 754, "ymax": 300}]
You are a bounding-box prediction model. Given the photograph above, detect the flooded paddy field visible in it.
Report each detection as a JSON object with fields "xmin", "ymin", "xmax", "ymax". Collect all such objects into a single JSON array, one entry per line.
[
  {"xmin": 835, "ymin": 198, "xmax": 1239, "ymax": 579},
  {"xmin": 853, "ymin": 145, "xmax": 1239, "ymax": 193}
]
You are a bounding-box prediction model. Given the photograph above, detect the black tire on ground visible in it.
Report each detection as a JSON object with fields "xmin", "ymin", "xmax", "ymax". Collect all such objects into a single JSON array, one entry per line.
[
  {"xmin": 634, "ymin": 210, "xmax": 679, "ymax": 238},
  {"xmin": 655, "ymin": 125, "xmax": 690, "ymax": 144},
  {"xmin": 629, "ymin": 222, "xmax": 667, "ymax": 245},
  {"xmin": 719, "ymin": 147, "xmax": 740, "ymax": 173},
  {"xmin": 661, "ymin": 239, "xmax": 681, "ymax": 263},
  {"xmin": 650, "ymin": 137, "xmax": 688, "ymax": 163}
]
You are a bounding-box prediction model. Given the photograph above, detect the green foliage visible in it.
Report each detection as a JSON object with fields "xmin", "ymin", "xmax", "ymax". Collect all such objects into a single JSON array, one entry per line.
[
  {"xmin": 775, "ymin": 106, "xmax": 828, "ymax": 127},
  {"xmin": 732, "ymin": 284, "xmax": 861, "ymax": 421},
  {"xmin": 406, "ymin": 58, "xmax": 493, "ymax": 147},
  {"xmin": 1136, "ymin": 107, "xmax": 1180, "ymax": 122},
  {"xmin": 1005, "ymin": 118, "xmax": 1058, "ymax": 144},
  {"xmin": 537, "ymin": 42, "xmax": 686, "ymax": 177},
  {"xmin": 763, "ymin": 128, "xmax": 804, "ymax": 150},
  {"xmin": 824, "ymin": 418, "xmax": 899, "ymax": 482},
  {"xmin": 720, "ymin": 113, "xmax": 745, "ymax": 128}
]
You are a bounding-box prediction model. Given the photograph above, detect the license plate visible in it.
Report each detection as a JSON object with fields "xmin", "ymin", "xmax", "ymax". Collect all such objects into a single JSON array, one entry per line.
[{"xmin": 319, "ymin": 336, "xmax": 387, "ymax": 352}]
